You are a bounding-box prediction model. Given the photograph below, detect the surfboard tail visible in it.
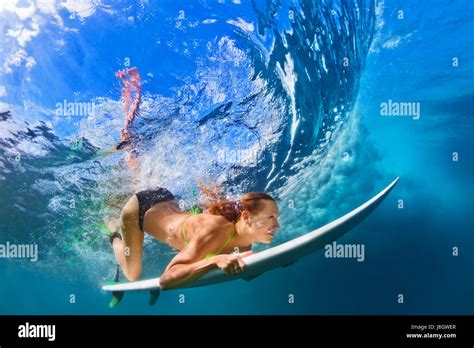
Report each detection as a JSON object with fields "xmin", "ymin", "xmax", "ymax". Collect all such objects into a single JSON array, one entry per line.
[{"xmin": 106, "ymin": 287, "xmax": 160, "ymax": 307}]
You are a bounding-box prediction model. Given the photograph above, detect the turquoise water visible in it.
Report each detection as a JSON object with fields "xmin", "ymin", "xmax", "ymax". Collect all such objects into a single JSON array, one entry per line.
[{"xmin": 0, "ymin": 0, "xmax": 472, "ymax": 314}]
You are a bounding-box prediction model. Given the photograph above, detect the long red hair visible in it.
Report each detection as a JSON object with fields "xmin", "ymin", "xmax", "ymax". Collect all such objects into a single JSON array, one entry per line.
[{"xmin": 198, "ymin": 182, "xmax": 275, "ymax": 223}]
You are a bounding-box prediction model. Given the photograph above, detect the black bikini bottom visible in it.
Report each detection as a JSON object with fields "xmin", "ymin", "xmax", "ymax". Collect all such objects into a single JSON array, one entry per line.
[{"xmin": 135, "ymin": 187, "xmax": 175, "ymax": 231}]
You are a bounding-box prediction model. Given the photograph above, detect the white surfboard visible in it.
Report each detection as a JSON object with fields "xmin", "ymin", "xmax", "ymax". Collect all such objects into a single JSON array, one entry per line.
[{"xmin": 103, "ymin": 177, "xmax": 399, "ymax": 294}]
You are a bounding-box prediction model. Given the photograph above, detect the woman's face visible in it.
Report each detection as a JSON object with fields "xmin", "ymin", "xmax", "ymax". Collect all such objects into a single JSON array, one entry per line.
[{"xmin": 246, "ymin": 200, "xmax": 280, "ymax": 244}]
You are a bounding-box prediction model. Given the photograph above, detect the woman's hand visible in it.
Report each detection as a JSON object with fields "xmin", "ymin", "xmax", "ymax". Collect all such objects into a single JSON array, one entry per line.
[{"xmin": 215, "ymin": 250, "xmax": 253, "ymax": 275}]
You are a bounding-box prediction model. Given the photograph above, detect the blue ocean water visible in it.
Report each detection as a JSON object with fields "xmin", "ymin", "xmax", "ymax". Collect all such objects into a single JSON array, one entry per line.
[{"xmin": 0, "ymin": 0, "xmax": 472, "ymax": 314}]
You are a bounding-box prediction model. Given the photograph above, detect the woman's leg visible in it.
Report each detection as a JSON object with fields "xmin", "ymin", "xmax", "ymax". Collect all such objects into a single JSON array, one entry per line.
[
  {"xmin": 111, "ymin": 195, "xmax": 144, "ymax": 281},
  {"xmin": 115, "ymin": 67, "xmax": 142, "ymax": 173}
]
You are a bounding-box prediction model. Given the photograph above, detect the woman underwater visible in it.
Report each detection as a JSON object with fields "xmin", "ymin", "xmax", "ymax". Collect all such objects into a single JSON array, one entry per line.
[{"xmin": 109, "ymin": 188, "xmax": 280, "ymax": 289}]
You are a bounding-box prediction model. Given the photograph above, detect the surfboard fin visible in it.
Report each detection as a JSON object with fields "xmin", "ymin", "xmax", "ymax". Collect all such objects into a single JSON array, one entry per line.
[
  {"xmin": 149, "ymin": 289, "xmax": 161, "ymax": 306},
  {"xmin": 109, "ymin": 291, "xmax": 124, "ymax": 308}
]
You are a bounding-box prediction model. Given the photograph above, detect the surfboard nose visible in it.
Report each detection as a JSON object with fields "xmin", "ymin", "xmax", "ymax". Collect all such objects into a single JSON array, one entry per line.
[{"xmin": 387, "ymin": 177, "xmax": 400, "ymax": 191}]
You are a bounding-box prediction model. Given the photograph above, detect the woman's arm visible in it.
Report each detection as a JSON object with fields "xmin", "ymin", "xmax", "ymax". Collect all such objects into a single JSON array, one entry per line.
[{"xmin": 159, "ymin": 234, "xmax": 252, "ymax": 290}]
